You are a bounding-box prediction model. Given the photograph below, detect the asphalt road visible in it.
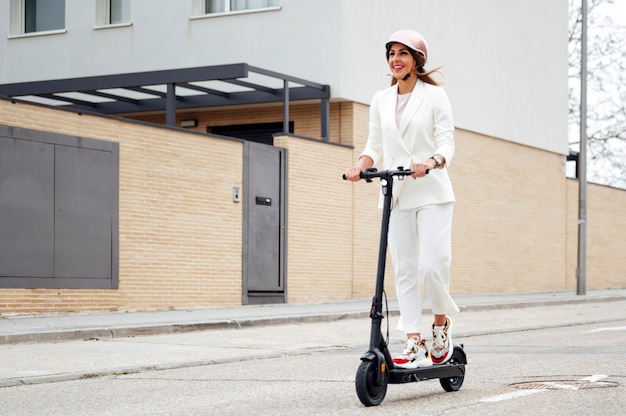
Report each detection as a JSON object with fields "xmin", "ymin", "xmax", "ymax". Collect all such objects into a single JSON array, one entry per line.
[{"xmin": 0, "ymin": 301, "xmax": 624, "ymax": 415}]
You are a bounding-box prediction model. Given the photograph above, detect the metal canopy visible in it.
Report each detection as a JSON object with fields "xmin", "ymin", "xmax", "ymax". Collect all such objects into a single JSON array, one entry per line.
[{"xmin": 0, "ymin": 63, "xmax": 331, "ymax": 139}]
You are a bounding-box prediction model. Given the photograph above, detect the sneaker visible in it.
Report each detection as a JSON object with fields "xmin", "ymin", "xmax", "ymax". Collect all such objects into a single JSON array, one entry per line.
[
  {"xmin": 431, "ymin": 316, "xmax": 453, "ymax": 364},
  {"xmin": 392, "ymin": 337, "xmax": 433, "ymax": 369}
]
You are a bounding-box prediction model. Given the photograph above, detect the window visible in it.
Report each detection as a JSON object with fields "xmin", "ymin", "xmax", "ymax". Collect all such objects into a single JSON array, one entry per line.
[
  {"xmin": 109, "ymin": 0, "xmax": 130, "ymax": 24},
  {"xmin": 22, "ymin": 0, "xmax": 65, "ymax": 33},
  {"xmin": 95, "ymin": 0, "xmax": 131, "ymax": 27},
  {"xmin": 205, "ymin": 0, "xmax": 278, "ymax": 14}
]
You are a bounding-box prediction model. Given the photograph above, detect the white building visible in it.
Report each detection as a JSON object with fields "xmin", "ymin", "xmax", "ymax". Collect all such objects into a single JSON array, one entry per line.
[
  {"xmin": 2, "ymin": 0, "xmax": 568, "ymax": 154},
  {"xmin": 6, "ymin": 0, "xmax": 612, "ymax": 314}
]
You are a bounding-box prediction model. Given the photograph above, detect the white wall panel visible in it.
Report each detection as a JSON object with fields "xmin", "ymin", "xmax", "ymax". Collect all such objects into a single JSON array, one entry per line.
[{"xmin": 0, "ymin": 0, "xmax": 568, "ymax": 154}]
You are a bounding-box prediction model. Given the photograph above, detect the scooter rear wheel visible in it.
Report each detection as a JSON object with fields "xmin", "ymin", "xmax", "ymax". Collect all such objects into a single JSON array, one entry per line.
[
  {"xmin": 355, "ymin": 360, "xmax": 388, "ymax": 406},
  {"xmin": 439, "ymin": 346, "xmax": 466, "ymax": 392}
]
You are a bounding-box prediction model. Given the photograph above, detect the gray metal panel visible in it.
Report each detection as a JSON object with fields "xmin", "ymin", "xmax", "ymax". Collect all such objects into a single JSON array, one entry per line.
[
  {"xmin": 54, "ymin": 145, "xmax": 113, "ymax": 279},
  {"xmin": 110, "ymin": 142, "xmax": 120, "ymax": 289},
  {"xmin": 0, "ymin": 137, "xmax": 55, "ymax": 277},
  {"xmin": 247, "ymin": 143, "xmax": 282, "ymax": 292},
  {"xmin": 0, "ymin": 125, "xmax": 119, "ymax": 289}
]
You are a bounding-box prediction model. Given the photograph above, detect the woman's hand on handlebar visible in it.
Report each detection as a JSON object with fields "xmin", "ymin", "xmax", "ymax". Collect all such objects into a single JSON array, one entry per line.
[
  {"xmin": 345, "ymin": 156, "xmax": 374, "ymax": 181},
  {"xmin": 411, "ymin": 159, "xmax": 437, "ymax": 179},
  {"xmin": 344, "ymin": 166, "xmax": 363, "ymax": 182}
]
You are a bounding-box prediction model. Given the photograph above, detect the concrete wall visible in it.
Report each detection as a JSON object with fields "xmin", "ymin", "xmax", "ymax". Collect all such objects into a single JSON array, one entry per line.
[
  {"xmin": 1, "ymin": 0, "xmax": 568, "ymax": 155},
  {"xmin": 340, "ymin": 0, "xmax": 569, "ymax": 155}
]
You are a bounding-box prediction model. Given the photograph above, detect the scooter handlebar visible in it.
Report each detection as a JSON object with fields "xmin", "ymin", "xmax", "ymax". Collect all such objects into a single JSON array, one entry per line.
[{"xmin": 342, "ymin": 166, "xmax": 423, "ymax": 182}]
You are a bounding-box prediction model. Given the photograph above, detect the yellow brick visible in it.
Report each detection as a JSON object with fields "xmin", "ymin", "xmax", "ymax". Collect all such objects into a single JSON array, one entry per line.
[{"xmin": 0, "ymin": 98, "xmax": 624, "ymax": 314}]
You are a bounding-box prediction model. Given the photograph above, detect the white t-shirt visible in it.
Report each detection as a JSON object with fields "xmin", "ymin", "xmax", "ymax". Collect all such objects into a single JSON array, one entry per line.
[{"xmin": 395, "ymin": 92, "xmax": 411, "ymax": 128}]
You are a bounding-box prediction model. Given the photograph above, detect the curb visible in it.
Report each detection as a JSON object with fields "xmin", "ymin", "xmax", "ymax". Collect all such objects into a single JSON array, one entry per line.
[{"xmin": 1, "ymin": 294, "xmax": 623, "ymax": 345}]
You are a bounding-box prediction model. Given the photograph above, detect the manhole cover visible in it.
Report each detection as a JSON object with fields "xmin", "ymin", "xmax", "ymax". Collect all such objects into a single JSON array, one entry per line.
[{"xmin": 511, "ymin": 380, "xmax": 619, "ymax": 391}]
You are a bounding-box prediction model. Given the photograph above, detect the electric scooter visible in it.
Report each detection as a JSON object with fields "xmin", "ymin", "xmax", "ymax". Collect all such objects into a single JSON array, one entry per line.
[{"xmin": 345, "ymin": 167, "xmax": 467, "ymax": 407}]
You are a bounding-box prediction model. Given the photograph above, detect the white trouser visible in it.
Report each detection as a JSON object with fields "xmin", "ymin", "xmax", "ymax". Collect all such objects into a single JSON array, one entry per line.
[{"xmin": 388, "ymin": 202, "xmax": 459, "ymax": 334}]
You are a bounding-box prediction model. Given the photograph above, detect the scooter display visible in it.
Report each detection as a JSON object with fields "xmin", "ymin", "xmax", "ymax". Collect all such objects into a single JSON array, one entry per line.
[{"xmin": 345, "ymin": 167, "xmax": 467, "ymax": 407}]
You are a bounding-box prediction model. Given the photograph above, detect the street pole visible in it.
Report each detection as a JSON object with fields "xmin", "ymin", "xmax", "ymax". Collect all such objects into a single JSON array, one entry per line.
[{"xmin": 577, "ymin": 0, "xmax": 588, "ymax": 295}]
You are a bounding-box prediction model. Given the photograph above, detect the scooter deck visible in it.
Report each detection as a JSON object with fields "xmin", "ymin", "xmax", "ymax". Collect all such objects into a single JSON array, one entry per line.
[
  {"xmin": 386, "ymin": 343, "xmax": 466, "ymax": 384},
  {"xmin": 389, "ymin": 362, "xmax": 465, "ymax": 384}
]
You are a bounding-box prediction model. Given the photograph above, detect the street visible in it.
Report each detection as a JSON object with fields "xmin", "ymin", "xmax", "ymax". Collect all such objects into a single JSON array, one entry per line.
[{"xmin": 0, "ymin": 301, "xmax": 624, "ymax": 415}]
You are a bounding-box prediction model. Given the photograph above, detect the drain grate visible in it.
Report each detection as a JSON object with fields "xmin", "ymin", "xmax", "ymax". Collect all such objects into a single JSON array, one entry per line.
[{"xmin": 511, "ymin": 380, "xmax": 619, "ymax": 391}]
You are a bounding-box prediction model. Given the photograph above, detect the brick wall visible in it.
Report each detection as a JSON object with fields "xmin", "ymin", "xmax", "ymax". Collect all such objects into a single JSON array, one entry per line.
[
  {"xmin": 566, "ymin": 179, "xmax": 626, "ymax": 290},
  {"xmin": 449, "ymin": 129, "xmax": 569, "ymax": 293},
  {"xmin": 1, "ymin": 99, "xmax": 244, "ymax": 313},
  {"xmin": 344, "ymin": 102, "xmax": 398, "ymax": 299},
  {"xmin": 273, "ymin": 135, "xmax": 355, "ymax": 302},
  {"xmin": 0, "ymin": 98, "xmax": 624, "ymax": 314}
]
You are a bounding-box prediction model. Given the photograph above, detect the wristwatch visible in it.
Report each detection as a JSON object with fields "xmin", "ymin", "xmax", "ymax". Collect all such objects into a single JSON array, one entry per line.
[{"xmin": 430, "ymin": 155, "xmax": 443, "ymax": 168}]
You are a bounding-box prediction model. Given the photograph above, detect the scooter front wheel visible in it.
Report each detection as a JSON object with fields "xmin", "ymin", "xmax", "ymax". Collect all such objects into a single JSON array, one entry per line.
[
  {"xmin": 439, "ymin": 346, "xmax": 466, "ymax": 392},
  {"xmin": 355, "ymin": 359, "xmax": 388, "ymax": 406}
]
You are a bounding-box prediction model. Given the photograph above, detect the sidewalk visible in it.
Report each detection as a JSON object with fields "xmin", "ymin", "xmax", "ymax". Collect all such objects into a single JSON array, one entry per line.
[
  {"xmin": 1, "ymin": 288, "xmax": 624, "ymax": 345},
  {"xmin": 0, "ymin": 288, "xmax": 624, "ymax": 388}
]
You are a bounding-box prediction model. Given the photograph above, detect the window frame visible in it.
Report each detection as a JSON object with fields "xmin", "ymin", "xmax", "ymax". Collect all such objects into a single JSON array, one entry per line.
[
  {"xmin": 191, "ymin": 0, "xmax": 280, "ymax": 18},
  {"xmin": 95, "ymin": 0, "xmax": 132, "ymax": 29},
  {"xmin": 9, "ymin": 0, "xmax": 67, "ymax": 37},
  {"xmin": 109, "ymin": 0, "xmax": 131, "ymax": 25}
]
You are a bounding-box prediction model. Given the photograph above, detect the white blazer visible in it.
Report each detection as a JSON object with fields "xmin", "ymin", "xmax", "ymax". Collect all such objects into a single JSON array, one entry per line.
[{"xmin": 360, "ymin": 80, "xmax": 456, "ymax": 210}]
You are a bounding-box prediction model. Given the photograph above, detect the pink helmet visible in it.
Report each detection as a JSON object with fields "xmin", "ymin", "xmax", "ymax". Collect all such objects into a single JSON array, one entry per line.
[{"xmin": 386, "ymin": 30, "xmax": 429, "ymax": 62}]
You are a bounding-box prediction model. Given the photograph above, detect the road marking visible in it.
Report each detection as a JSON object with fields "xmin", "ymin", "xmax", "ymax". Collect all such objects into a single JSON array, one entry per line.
[
  {"xmin": 584, "ymin": 326, "xmax": 626, "ymax": 333},
  {"xmin": 479, "ymin": 389, "xmax": 546, "ymax": 403},
  {"xmin": 581, "ymin": 374, "xmax": 608, "ymax": 382}
]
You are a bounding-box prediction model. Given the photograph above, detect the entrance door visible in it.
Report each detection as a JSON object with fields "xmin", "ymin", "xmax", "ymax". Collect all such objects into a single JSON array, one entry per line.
[{"xmin": 243, "ymin": 141, "xmax": 286, "ymax": 304}]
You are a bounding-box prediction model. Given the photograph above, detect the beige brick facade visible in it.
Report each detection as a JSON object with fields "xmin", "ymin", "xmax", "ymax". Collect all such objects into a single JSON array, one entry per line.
[
  {"xmin": 449, "ymin": 130, "xmax": 568, "ymax": 293},
  {"xmin": 0, "ymin": 98, "xmax": 624, "ymax": 314},
  {"xmin": 566, "ymin": 180, "xmax": 626, "ymax": 290},
  {"xmin": 1, "ymin": 99, "xmax": 245, "ymax": 313}
]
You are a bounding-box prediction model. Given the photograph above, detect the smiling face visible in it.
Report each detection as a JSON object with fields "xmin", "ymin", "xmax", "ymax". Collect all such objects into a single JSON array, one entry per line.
[{"xmin": 387, "ymin": 43, "xmax": 417, "ymax": 82}]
